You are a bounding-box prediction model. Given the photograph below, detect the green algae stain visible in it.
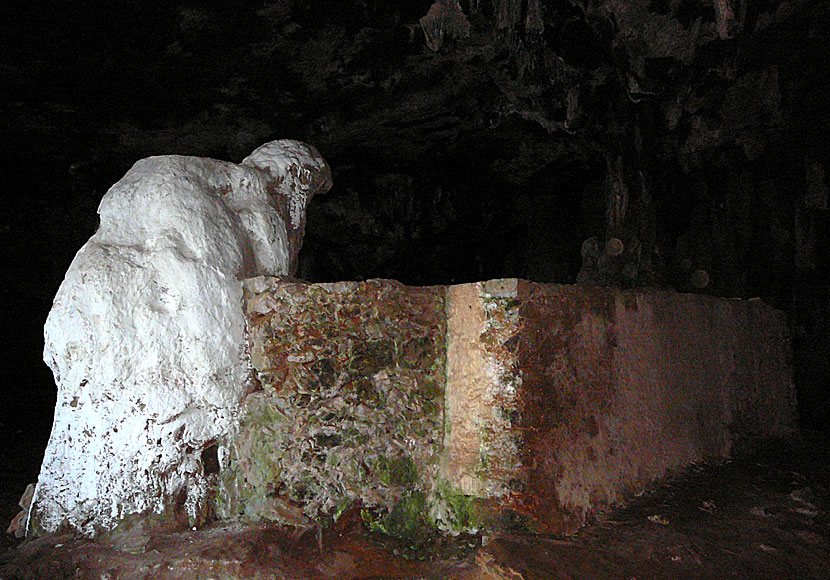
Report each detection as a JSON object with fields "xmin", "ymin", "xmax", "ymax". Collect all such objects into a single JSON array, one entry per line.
[
  {"xmin": 214, "ymin": 399, "xmax": 290, "ymax": 522},
  {"xmin": 374, "ymin": 455, "xmax": 418, "ymax": 487},
  {"xmin": 382, "ymin": 491, "xmax": 429, "ymax": 538},
  {"xmin": 360, "ymin": 485, "xmax": 485, "ymax": 560},
  {"xmin": 432, "ymin": 482, "xmax": 484, "ymax": 534},
  {"xmin": 225, "ymin": 282, "xmax": 449, "ymax": 536},
  {"xmin": 361, "ymin": 491, "xmax": 431, "ymax": 548}
]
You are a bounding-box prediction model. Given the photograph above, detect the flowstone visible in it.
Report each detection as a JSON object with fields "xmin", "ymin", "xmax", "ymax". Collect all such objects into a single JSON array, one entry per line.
[{"xmin": 31, "ymin": 140, "xmax": 332, "ymax": 537}]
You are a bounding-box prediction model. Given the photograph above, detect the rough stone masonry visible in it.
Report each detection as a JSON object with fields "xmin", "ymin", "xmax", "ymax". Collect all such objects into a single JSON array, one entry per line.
[{"xmin": 230, "ymin": 277, "xmax": 796, "ymax": 536}]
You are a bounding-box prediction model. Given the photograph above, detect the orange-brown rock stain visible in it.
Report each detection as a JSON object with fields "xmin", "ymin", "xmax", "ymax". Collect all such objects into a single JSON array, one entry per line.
[{"xmin": 511, "ymin": 282, "xmax": 618, "ymax": 533}]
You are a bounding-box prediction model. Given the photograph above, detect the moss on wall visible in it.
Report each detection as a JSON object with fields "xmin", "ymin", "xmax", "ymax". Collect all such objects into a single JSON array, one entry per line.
[{"xmin": 218, "ymin": 278, "xmax": 448, "ymax": 530}]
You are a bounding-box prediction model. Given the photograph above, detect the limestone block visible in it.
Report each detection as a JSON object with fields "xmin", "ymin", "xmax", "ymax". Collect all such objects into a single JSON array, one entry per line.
[
  {"xmin": 31, "ymin": 140, "xmax": 331, "ymax": 536},
  {"xmin": 442, "ymin": 281, "xmax": 797, "ymax": 533},
  {"xmin": 218, "ymin": 278, "xmax": 447, "ymax": 530}
]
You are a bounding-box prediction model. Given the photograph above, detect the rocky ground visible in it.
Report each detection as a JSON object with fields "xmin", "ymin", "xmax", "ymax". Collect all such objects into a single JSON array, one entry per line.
[{"xmin": 1, "ymin": 433, "xmax": 827, "ymax": 580}]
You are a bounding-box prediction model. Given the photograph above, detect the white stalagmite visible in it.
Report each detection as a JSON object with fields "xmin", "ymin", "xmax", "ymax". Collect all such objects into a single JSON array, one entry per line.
[{"xmin": 30, "ymin": 140, "xmax": 332, "ymax": 536}]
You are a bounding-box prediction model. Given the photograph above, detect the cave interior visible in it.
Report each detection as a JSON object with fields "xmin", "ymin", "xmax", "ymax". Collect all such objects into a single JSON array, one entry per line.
[{"xmin": 2, "ymin": 0, "xmax": 829, "ymax": 449}]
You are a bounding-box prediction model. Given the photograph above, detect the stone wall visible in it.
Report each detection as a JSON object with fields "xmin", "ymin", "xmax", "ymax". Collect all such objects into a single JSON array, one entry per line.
[
  {"xmin": 218, "ymin": 277, "xmax": 447, "ymax": 529},
  {"xmin": 445, "ymin": 280, "xmax": 796, "ymax": 533},
  {"xmin": 223, "ymin": 277, "xmax": 796, "ymax": 535}
]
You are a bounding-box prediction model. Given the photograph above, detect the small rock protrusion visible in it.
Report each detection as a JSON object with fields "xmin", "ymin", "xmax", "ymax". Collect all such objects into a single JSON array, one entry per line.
[{"xmin": 6, "ymin": 483, "xmax": 35, "ymax": 538}]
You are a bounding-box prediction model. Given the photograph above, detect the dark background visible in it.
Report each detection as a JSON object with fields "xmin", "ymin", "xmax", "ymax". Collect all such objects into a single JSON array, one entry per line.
[{"xmin": 1, "ymin": 0, "xmax": 829, "ymax": 455}]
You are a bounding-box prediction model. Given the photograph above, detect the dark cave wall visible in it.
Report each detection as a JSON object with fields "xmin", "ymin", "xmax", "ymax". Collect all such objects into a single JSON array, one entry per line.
[
  {"xmin": 293, "ymin": 0, "xmax": 830, "ymax": 427},
  {"xmin": 3, "ymin": 0, "xmax": 829, "ymax": 430},
  {"xmin": 290, "ymin": 0, "xmax": 828, "ymax": 292}
]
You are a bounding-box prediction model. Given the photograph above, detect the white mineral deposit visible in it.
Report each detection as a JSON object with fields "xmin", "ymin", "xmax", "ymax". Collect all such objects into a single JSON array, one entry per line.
[{"xmin": 30, "ymin": 140, "xmax": 331, "ymax": 536}]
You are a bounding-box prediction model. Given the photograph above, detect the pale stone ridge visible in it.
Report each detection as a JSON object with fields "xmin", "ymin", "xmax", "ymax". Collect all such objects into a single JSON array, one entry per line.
[{"xmin": 32, "ymin": 140, "xmax": 331, "ymax": 536}]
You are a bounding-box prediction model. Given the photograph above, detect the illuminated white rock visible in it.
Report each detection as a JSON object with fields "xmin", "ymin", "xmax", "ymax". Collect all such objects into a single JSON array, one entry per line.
[{"xmin": 30, "ymin": 140, "xmax": 332, "ymax": 536}]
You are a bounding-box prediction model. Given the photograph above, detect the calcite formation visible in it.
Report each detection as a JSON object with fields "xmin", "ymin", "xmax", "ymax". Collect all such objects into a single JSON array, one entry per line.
[
  {"xmin": 420, "ymin": 1, "xmax": 472, "ymax": 52},
  {"xmin": 31, "ymin": 140, "xmax": 332, "ymax": 536}
]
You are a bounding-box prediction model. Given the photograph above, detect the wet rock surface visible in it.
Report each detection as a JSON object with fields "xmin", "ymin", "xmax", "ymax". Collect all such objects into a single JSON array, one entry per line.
[{"xmin": 1, "ymin": 435, "xmax": 827, "ymax": 579}]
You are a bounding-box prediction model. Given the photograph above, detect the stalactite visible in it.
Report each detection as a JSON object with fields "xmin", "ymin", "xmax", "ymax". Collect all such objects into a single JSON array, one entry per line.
[
  {"xmin": 525, "ymin": 0, "xmax": 544, "ymax": 34},
  {"xmin": 492, "ymin": 0, "xmax": 544, "ymax": 33},
  {"xmin": 420, "ymin": 0, "xmax": 472, "ymax": 52},
  {"xmin": 805, "ymin": 157, "xmax": 829, "ymax": 210},
  {"xmin": 494, "ymin": 0, "xmax": 522, "ymax": 30},
  {"xmin": 714, "ymin": 0, "xmax": 745, "ymax": 39},
  {"xmin": 606, "ymin": 155, "xmax": 628, "ymax": 234}
]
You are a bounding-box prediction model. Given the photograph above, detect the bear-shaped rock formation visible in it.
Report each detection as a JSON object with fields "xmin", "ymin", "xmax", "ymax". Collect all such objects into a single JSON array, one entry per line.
[{"xmin": 31, "ymin": 140, "xmax": 332, "ymax": 536}]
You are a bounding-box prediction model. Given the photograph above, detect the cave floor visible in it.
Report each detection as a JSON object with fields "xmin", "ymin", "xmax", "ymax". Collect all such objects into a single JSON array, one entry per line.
[{"xmin": 0, "ymin": 435, "xmax": 828, "ymax": 580}]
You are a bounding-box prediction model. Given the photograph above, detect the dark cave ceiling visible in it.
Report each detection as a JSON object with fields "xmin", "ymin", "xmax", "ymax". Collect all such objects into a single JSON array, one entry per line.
[
  {"xmin": 4, "ymin": 0, "xmax": 828, "ymax": 288},
  {"xmin": 2, "ymin": 0, "xmax": 830, "ymax": 429}
]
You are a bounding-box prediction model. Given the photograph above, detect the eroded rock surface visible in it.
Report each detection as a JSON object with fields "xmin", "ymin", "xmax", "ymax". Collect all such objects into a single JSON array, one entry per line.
[{"xmin": 31, "ymin": 140, "xmax": 331, "ymax": 536}]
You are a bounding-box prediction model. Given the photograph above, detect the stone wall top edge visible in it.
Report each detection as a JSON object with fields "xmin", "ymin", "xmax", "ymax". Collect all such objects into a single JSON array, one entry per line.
[
  {"xmin": 241, "ymin": 275, "xmax": 782, "ymax": 312},
  {"xmin": 241, "ymin": 275, "xmax": 449, "ymax": 295}
]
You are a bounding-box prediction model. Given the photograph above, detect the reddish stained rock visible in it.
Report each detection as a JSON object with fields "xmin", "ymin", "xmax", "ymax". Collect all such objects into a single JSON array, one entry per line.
[{"xmin": 440, "ymin": 280, "xmax": 796, "ymax": 534}]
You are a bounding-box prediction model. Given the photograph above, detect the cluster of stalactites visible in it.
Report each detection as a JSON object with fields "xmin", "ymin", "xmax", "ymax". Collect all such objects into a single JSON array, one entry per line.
[
  {"xmin": 420, "ymin": 1, "xmax": 472, "ymax": 52},
  {"xmin": 494, "ymin": 0, "xmax": 544, "ymax": 34}
]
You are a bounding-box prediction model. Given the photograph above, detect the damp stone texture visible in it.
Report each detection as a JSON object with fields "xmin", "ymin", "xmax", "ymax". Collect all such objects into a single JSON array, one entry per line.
[
  {"xmin": 32, "ymin": 140, "xmax": 332, "ymax": 537},
  {"xmin": 228, "ymin": 278, "xmax": 796, "ymax": 536},
  {"xmin": 221, "ymin": 277, "xmax": 448, "ymax": 531}
]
